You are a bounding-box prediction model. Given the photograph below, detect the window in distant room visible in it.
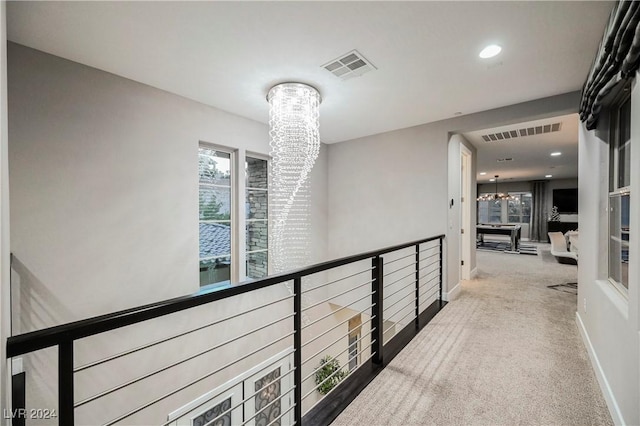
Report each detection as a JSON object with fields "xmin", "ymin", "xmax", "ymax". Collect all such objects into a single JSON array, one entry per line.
[
  {"xmin": 609, "ymin": 91, "xmax": 631, "ymax": 293},
  {"xmin": 478, "ymin": 199, "xmax": 502, "ymax": 223},
  {"xmin": 199, "ymin": 145, "xmax": 232, "ymax": 287},
  {"xmin": 478, "ymin": 192, "xmax": 531, "ymax": 225},
  {"xmin": 246, "ymin": 156, "xmax": 269, "ymax": 279},
  {"xmin": 508, "ymin": 192, "xmax": 532, "ymax": 224}
]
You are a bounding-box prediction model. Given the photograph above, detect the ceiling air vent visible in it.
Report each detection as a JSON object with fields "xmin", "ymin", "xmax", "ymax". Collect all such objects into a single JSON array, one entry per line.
[
  {"xmin": 482, "ymin": 122, "xmax": 562, "ymax": 142},
  {"xmin": 322, "ymin": 50, "xmax": 376, "ymax": 80}
]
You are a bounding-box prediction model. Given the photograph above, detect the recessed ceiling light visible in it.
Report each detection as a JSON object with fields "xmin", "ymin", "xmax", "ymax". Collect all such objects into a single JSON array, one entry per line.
[
  {"xmin": 545, "ymin": 174, "xmax": 553, "ymax": 178},
  {"xmin": 479, "ymin": 44, "xmax": 502, "ymax": 59},
  {"xmin": 480, "ymin": 172, "xmax": 487, "ymax": 175},
  {"xmin": 489, "ymin": 178, "xmax": 496, "ymax": 182},
  {"xmin": 550, "ymin": 152, "xmax": 562, "ymax": 156}
]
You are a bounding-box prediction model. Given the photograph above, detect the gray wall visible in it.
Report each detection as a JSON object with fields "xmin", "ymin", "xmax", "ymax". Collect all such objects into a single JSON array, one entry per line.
[
  {"xmin": 477, "ymin": 177, "xmax": 579, "ymax": 238},
  {"xmin": 576, "ymin": 78, "xmax": 640, "ymax": 425},
  {"xmin": 478, "ymin": 178, "xmax": 578, "ymax": 211},
  {"xmin": 8, "ymin": 42, "xmax": 328, "ymax": 324},
  {"xmin": 327, "ymin": 91, "xmax": 581, "ymax": 297},
  {"xmin": 478, "ymin": 180, "xmax": 532, "ymax": 194},
  {"xmin": 7, "ymin": 42, "xmax": 330, "ymax": 424}
]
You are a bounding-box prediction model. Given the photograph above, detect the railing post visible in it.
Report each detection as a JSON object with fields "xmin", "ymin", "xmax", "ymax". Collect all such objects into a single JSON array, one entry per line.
[
  {"xmin": 293, "ymin": 277, "xmax": 302, "ymax": 425},
  {"xmin": 415, "ymin": 244, "xmax": 420, "ymax": 329},
  {"xmin": 371, "ymin": 256, "xmax": 384, "ymax": 365},
  {"xmin": 12, "ymin": 370, "xmax": 26, "ymax": 426},
  {"xmin": 439, "ymin": 237, "xmax": 444, "ymax": 308},
  {"xmin": 59, "ymin": 341, "xmax": 75, "ymax": 425}
]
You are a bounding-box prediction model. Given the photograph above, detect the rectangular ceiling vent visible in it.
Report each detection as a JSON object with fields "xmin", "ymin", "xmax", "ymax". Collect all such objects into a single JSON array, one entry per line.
[
  {"xmin": 481, "ymin": 122, "xmax": 562, "ymax": 142},
  {"xmin": 322, "ymin": 50, "xmax": 376, "ymax": 80}
]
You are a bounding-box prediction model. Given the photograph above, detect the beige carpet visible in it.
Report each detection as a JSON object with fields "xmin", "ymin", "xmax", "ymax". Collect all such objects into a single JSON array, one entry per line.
[{"xmin": 331, "ymin": 245, "xmax": 612, "ymax": 426}]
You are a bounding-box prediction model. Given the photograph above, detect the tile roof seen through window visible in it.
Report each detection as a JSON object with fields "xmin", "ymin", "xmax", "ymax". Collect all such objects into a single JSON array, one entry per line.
[{"xmin": 199, "ymin": 223, "xmax": 231, "ymax": 259}]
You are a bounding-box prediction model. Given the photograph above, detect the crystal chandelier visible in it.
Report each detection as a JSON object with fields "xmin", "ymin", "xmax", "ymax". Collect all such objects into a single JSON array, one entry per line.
[
  {"xmin": 267, "ymin": 83, "xmax": 321, "ymax": 274},
  {"xmin": 477, "ymin": 175, "xmax": 515, "ymax": 201}
]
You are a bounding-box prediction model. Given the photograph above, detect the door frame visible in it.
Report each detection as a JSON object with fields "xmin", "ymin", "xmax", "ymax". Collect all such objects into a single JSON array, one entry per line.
[{"xmin": 460, "ymin": 144, "xmax": 472, "ymax": 280}]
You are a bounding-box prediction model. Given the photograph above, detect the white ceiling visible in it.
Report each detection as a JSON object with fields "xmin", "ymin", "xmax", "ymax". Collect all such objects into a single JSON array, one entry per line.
[
  {"xmin": 7, "ymin": 1, "xmax": 613, "ymax": 144},
  {"xmin": 463, "ymin": 113, "xmax": 579, "ymax": 183}
]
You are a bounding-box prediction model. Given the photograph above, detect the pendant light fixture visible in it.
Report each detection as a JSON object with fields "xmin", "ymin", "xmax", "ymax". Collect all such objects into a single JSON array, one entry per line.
[{"xmin": 477, "ymin": 175, "xmax": 515, "ymax": 201}]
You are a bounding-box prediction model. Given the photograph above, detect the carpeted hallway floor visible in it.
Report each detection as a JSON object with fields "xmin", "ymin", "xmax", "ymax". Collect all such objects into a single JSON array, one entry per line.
[{"xmin": 331, "ymin": 245, "xmax": 613, "ymax": 426}]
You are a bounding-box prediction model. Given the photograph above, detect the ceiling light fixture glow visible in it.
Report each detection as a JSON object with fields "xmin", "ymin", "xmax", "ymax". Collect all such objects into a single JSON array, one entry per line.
[
  {"xmin": 545, "ymin": 174, "xmax": 553, "ymax": 178},
  {"xmin": 550, "ymin": 152, "xmax": 562, "ymax": 156},
  {"xmin": 477, "ymin": 175, "xmax": 514, "ymax": 201},
  {"xmin": 479, "ymin": 44, "xmax": 502, "ymax": 59},
  {"xmin": 480, "ymin": 172, "xmax": 487, "ymax": 175},
  {"xmin": 268, "ymin": 82, "xmax": 321, "ymax": 275}
]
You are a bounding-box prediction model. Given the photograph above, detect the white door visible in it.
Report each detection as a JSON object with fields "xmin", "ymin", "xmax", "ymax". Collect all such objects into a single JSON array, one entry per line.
[{"xmin": 460, "ymin": 145, "xmax": 472, "ymax": 280}]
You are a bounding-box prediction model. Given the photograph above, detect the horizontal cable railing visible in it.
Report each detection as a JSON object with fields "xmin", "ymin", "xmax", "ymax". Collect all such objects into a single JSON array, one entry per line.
[{"xmin": 7, "ymin": 234, "xmax": 446, "ymax": 425}]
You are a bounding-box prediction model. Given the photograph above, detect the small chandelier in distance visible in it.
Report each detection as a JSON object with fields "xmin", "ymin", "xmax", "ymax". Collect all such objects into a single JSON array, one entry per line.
[{"xmin": 477, "ymin": 175, "xmax": 515, "ymax": 201}]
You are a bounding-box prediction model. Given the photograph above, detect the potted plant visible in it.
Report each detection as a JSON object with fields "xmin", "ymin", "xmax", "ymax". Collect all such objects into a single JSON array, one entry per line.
[{"xmin": 315, "ymin": 355, "xmax": 347, "ymax": 395}]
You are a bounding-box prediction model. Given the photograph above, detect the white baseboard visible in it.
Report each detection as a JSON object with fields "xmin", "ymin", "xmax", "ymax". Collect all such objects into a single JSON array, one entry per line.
[
  {"xmin": 470, "ymin": 267, "xmax": 478, "ymax": 279},
  {"xmin": 444, "ymin": 282, "xmax": 461, "ymax": 302},
  {"xmin": 576, "ymin": 312, "xmax": 625, "ymax": 425}
]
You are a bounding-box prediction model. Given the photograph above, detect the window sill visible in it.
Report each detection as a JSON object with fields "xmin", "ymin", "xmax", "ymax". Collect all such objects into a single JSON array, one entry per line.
[{"xmin": 197, "ymin": 281, "xmax": 232, "ymax": 295}]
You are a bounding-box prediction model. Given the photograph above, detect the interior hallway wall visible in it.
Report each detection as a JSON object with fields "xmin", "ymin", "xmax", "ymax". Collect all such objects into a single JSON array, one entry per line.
[
  {"xmin": 576, "ymin": 77, "xmax": 640, "ymax": 425},
  {"xmin": 327, "ymin": 91, "xmax": 581, "ymax": 296}
]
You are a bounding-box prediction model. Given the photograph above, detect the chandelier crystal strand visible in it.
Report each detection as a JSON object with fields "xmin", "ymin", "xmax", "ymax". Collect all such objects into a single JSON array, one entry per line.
[{"xmin": 268, "ymin": 83, "xmax": 321, "ymax": 322}]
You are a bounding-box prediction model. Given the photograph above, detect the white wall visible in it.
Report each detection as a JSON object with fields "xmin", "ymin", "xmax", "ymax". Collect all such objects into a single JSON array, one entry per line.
[
  {"xmin": 327, "ymin": 91, "xmax": 581, "ymax": 296},
  {"xmin": 576, "ymin": 77, "xmax": 640, "ymax": 425}
]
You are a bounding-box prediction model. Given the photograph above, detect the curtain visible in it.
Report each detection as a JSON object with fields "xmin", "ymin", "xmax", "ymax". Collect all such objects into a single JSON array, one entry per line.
[
  {"xmin": 580, "ymin": 1, "xmax": 640, "ymax": 129},
  {"xmin": 531, "ymin": 181, "xmax": 547, "ymax": 242}
]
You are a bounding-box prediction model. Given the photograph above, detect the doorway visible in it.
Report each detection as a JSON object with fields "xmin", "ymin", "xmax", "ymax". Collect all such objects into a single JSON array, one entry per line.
[{"xmin": 460, "ymin": 144, "xmax": 472, "ymax": 280}]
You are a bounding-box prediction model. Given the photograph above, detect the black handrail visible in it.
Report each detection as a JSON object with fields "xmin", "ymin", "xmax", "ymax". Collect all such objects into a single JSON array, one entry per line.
[
  {"xmin": 8, "ymin": 233, "xmax": 447, "ymax": 425},
  {"xmin": 6, "ymin": 234, "xmax": 444, "ymax": 358}
]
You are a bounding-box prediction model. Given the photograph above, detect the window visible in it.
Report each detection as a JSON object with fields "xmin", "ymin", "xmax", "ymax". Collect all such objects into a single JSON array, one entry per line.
[
  {"xmin": 348, "ymin": 334, "xmax": 358, "ymax": 371},
  {"xmin": 508, "ymin": 193, "xmax": 532, "ymax": 224},
  {"xmin": 478, "ymin": 199, "xmax": 502, "ymax": 224},
  {"xmin": 199, "ymin": 146, "xmax": 232, "ymax": 287},
  {"xmin": 246, "ymin": 156, "xmax": 269, "ymax": 279},
  {"xmin": 609, "ymin": 93, "xmax": 631, "ymax": 292},
  {"xmin": 478, "ymin": 192, "xmax": 531, "ymax": 224},
  {"xmin": 348, "ymin": 315, "xmax": 361, "ymax": 371},
  {"xmin": 198, "ymin": 145, "xmax": 270, "ymax": 287}
]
